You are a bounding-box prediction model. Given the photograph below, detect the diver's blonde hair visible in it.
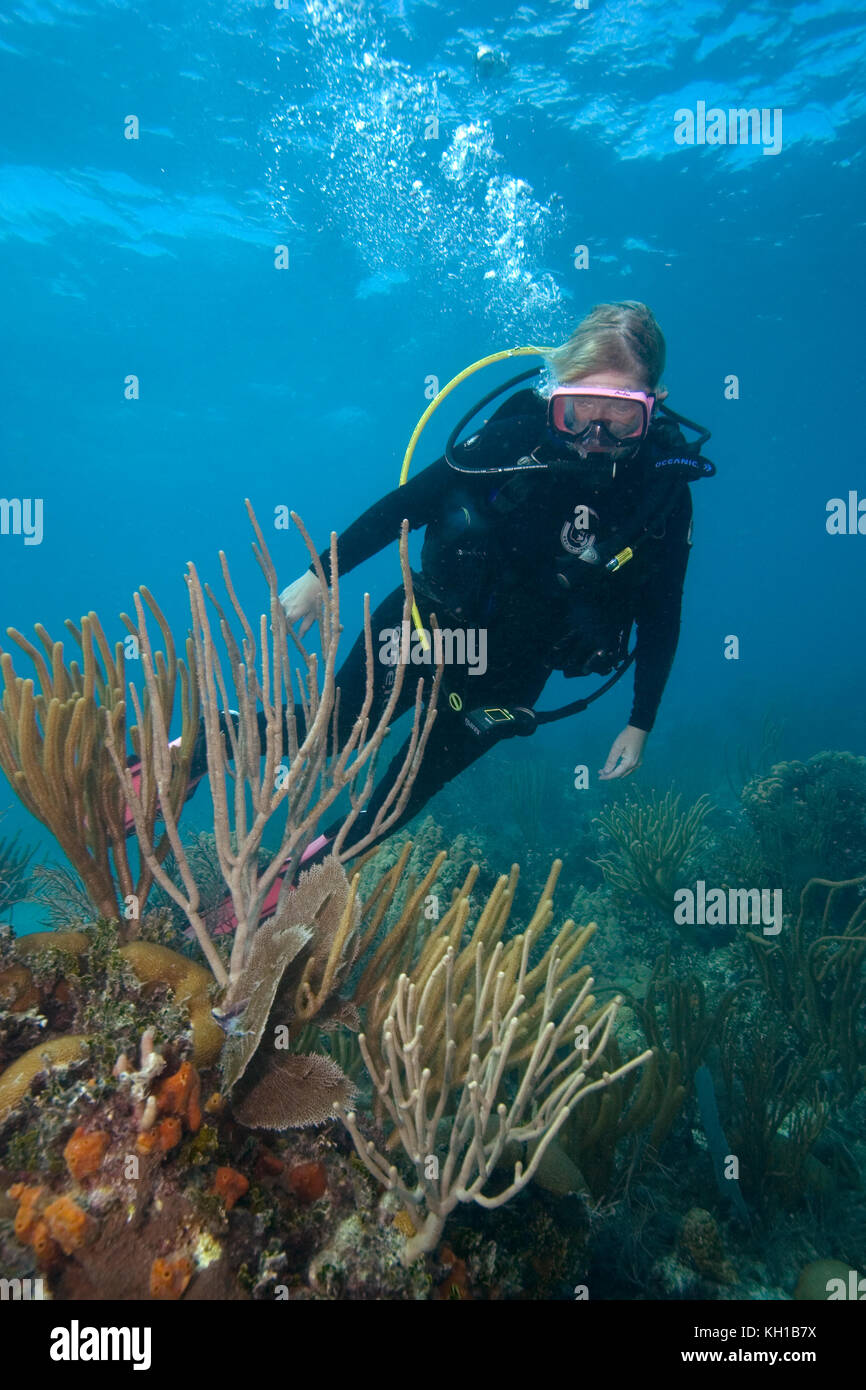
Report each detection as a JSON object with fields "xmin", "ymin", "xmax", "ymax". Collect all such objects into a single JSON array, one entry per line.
[{"xmin": 545, "ymin": 301, "xmax": 666, "ymax": 391}]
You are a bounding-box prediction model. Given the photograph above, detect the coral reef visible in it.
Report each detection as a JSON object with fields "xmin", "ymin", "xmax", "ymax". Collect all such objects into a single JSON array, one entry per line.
[
  {"xmin": 0, "ymin": 824, "xmax": 33, "ymax": 919},
  {"xmin": 340, "ymin": 858, "xmax": 651, "ymax": 1262},
  {"xmin": 592, "ymin": 788, "xmax": 715, "ymax": 925},
  {"xmin": 746, "ymin": 873, "xmax": 866, "ymax": 1100},
  {"xmin": 0, "ymin": 793, "xmax": 864, "ymax": 1300},
  {"xmin": 1, "ymin": 506, "xmax": 864, "ymax": 1302},
  {"xmin": 0, "ymin": 594, "xmax": 199, "ymax": 922},
  {"xmin": 0, "ymin": 1036, "xmax": 89, "ymax": 1123},
  {"xmin": 720, "ymin": 1017, "xmax": 829, "ymax": 1210},
  {"xmin": 742, "ymin": 751, "xmax": 866, "ymax": 888},
  {"xmin": 678, "ymin": 1206, "xmax": 736, "ymax": 1284},
  {"xmin": 0, "ymin": 929, "xmax": 222, "ymax": 1082},
  {"xmin": 119, "ymin": 942, "xmax": 223, "ymax": 1068},
  {"xmin": 218, "ymin": 859, "xmax": 361, "ymax": 1130},
  {"xmin": 112, "ymin": 507, "xmax": 439, "ymax": 990}
]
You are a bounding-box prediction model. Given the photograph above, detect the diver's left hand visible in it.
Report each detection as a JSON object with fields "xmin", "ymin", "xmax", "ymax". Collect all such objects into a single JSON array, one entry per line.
[{"xmin": 599, "ymin": 725, "xmax": 647, "ymax": 780}]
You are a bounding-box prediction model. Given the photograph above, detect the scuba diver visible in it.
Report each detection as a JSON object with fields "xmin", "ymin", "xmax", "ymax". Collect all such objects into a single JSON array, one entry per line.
[
  {"xmin": 277, "ymin": 300, "xmax": 715, "ymax": 865},
  {"xmin": 124, "ymin": 301, "xmax": 714, "ymax": 905}
]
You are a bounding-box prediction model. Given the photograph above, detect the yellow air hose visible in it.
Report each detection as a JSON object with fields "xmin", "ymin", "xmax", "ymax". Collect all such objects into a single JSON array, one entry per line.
[{"xmin": 397, "ymin": 345, "xmax": 553, "ymax": 647}]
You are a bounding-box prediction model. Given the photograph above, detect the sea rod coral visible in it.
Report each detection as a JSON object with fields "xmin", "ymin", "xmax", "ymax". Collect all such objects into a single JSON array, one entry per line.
[
  {"xmin": 339, "ymin": 859, "xmax": 650, "ymax": 1262},
  {"xmin": 592, "ymin": 787, "xmax": 715, "ymax": 923},
  {"xmin": 110, "ymin": 503, "xmax": 441, "ymax": 990},
  {"xmin": 0, "ymin": 592, "xmax": 198, "ymax": 925}
]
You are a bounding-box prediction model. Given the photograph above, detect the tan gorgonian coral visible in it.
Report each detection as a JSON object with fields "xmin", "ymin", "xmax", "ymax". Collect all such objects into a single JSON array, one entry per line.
[
  {"xmin": 339, "ymin": 857, "xmax": 651, "ymax": 1262},
  {"xmin": 0, "ymin": 592, "xmax": 198, "ymax": 926},
  {"xmin": 110, "ymin": 503, "xmax": 441, "ymax": 990}
]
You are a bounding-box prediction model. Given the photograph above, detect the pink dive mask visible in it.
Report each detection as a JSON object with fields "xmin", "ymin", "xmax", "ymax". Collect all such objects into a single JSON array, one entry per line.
[{"xmin": 548, "ymin": 386, "xmax": 655, "ymax": 455}]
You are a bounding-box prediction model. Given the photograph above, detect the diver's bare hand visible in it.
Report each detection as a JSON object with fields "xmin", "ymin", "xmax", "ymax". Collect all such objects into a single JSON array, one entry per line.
[
  {"xmin": 599, "ymin": 725, "xmax": 647, "ymax": 780},
  {"xmin": 279, "ymin": 571, "xmax": 322, "ymax": 638}
]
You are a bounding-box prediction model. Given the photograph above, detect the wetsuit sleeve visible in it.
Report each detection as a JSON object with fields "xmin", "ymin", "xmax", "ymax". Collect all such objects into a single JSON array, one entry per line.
[
  {"xmin": 312, "ymin": 457, "xmax": 452, "ymax": 581},
  {"xmin": 311, "ymin": 389, "xmax": 544, "ymax": 580},
  {"xmin": 628, "ymin": 485, "xmax": 692, "ymax": 733}
]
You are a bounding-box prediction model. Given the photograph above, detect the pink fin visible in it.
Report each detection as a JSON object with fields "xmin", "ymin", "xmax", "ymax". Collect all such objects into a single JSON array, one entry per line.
[
  {"xmin": 121, "ymin": 735, "xmax": 188, "ymax": 834},
  {"xmin": 205, "ymin": 835, "xmax": 333, "ymax": 937}
]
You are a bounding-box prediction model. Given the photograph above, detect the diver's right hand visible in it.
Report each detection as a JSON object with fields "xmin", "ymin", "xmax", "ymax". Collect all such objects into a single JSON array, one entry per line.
[{"xmin": 279, "ymin": 571, "xmax": 323, "ymax": 638}]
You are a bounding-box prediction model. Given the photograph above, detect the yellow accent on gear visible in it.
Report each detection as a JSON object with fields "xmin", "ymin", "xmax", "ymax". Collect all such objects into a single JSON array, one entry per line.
[
  {"xmin": 398, "ymin": 346, "xmax": 554, "ymax": 648},
  {"xmin": 609, "ymin": 546, "xmax": 634, "ymax": 572}
]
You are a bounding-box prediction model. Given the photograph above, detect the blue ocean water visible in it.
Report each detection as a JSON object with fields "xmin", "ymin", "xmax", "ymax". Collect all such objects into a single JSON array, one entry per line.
[
  {"xmin": 0, "ymin": 0, "xmax": 864, "ymax": 904},
  {"xmin": 3, "ymin": 2, "xmax": 866, "ymax": 1325}
]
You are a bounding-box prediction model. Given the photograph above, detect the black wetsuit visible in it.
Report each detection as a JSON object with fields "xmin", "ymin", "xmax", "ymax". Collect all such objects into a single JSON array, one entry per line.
[{"xmin": 307, "ymin": 387, "xmax": 698, "ymax": 849}]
